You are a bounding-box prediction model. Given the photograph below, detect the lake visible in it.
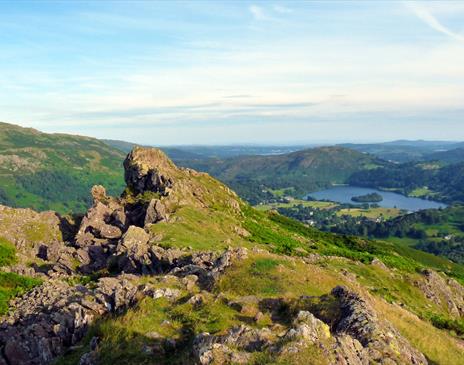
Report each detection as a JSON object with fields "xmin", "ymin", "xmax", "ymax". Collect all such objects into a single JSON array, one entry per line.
[{"xmin": 308, "ymin": 186, "xmax": 446, "ymax": 212}]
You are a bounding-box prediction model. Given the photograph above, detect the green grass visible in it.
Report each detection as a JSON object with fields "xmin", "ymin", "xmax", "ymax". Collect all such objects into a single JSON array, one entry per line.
[
  {"xmin": 337, "ymin": 207, "xmax": 401, "ymax": 219},
  {"xmin": 409, "ymin": 187, "xmax": 434, "ymax": 198},
  {"xmin": 0, "ymin": 237, "xmax": 17, "ymax": 267},
  {"xmin": 0, "ymin": 272, "xmax": 42, "ymax": 314},
  {"xmin": 217, "ymin": 253, "xmax": 340, "ymax": 298},
  {"xmin": 255, "ymin": 199, "xmax": 337, "ymax": 211},
  {"xmin": 150, "ymin": 205, "xmax": 248, "ymax": 251},
  {"xmin": 56, "ymin": 293, "xmax": 242, "ymax": 365}
]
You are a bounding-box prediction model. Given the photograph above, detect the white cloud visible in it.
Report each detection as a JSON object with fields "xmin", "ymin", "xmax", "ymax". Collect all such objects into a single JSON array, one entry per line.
[
  {"xmin": 406, "ymin": 1, "xmax": 464, "ymax": 41},
  {"xmin": 273, "ymin": 5, "xmax": 292, "ymax": 14},
  {"xmin": 249, "ymin": 5, "xmax": 267, "ymax": 21}
]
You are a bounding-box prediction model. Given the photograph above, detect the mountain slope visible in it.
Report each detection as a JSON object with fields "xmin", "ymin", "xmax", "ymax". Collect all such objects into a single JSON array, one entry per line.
[
  {"xmin": 182, "ymin": 146, "xmax": 387, "ymax": 204},
  {"xmin": 0, "ymin": 122, "xmax": 126, "ymax": 213},
  {"xmin": 0, "ymin": 147, "xmax": 464, "ymax": 364}
]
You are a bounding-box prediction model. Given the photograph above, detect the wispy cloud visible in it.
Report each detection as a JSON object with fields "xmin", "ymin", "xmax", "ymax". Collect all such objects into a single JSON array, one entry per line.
[
  {"xmin": 273, "ymin": 5, "xmax": 292, "ymax": 14},
  {"xmin": 249, "ymin": 5, "xmax": 268, "ymax": 21},
  {"xmin": 249, "ymin": 4, "xmax": 291, "ymax": 22},
  {"xmin": 407, "ymin": 1, "xmax": 464, "ymax": 41}
]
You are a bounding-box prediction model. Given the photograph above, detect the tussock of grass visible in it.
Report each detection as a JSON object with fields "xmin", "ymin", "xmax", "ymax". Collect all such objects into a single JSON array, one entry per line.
[
  {"xmin": 0, "ymin": 272, "xmax": 41, "ymax": 314},
  {"xmin": 0, "ymin": 237, "xmax": 16, "ymax": 267}
]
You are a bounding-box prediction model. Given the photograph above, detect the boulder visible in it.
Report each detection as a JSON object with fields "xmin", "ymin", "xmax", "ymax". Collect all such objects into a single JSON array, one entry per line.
[
  {"xmin": 144, "ymin": 199, "xmax": 167, "ymax": 225},
  {"xmin": 75, "ymin": 202, "xmax": 122, "ymax": 247},
  {"xmin": 115, "ymin": 226, "xmax": 153, "ymax": 273},
  {"xmin": 91, "ymin": 185, "xmax": 107, "ymax": 204},
  {"xmin": 123, "ymin": 147, "xmax": 176, "ymax": 195}
]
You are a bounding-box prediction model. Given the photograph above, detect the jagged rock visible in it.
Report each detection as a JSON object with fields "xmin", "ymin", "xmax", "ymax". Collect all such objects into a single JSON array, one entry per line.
[
  {"xmin": 91, "ymin": 185, "xmax": 107, "ymax": 204},
  {"xmin": 169, "ymin": 248, "xmax": 248, "ymax": 290},
  {"xmin": 123, "ymin": 147, "xmax": 176, "ymax": 195},
  {"xmin": 0, "ymin": 275, "xmax": 140, "ymax": 365},
  {"xmin": 145, "ymin": 287, "xmax": 181, "ymax": 301},
  {"xmin": 79, "ymin": 351, "xmax": 97, "ymax": 365},
  {"xmin": 75, "ymin": 202, "xmax": 122, "ymax": 247},
  {"xmin": 331, "ymin": 286, "xmax": 427, "ymax": 365},
  {"xmin": 187, "ymin": 294, "xmax": 205, "ymax": 307},
  {"xmin": 284, "ymin": 311, "xmax": 331, "ymax": 343},
  {"xmin": 0, "ymin": 205, "xmax": 62, "ymax": 250},
  {"xmin": 278, "ymin": 311, "xmax": 331, "ymax": 356},
  {"xmin": 111, "ymin": 208, "xmax": 128, "ymax": 230},
  {"xmin": 192, "ymin": 325, "xmax": 273, "ymax": 365},
  {"xmin": 144, "ymin": 199, "xmax": 167, "ymax": 225},
  {"xmin": 182, "ymin": 274, "xmax": 199, "ymax": 291},
  {"xmin": 415, "ymin": 269, "xmax": 464, "ymax": 317},
  {"xmin": 115, "ymin": 226, "xmax": 153, "ymax": 273}
]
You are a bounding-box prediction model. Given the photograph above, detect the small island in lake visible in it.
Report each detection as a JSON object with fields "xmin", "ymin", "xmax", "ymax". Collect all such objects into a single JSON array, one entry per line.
[{"xmin": 351, "ymin": 192, "xmax": 383, "ymax": 203}]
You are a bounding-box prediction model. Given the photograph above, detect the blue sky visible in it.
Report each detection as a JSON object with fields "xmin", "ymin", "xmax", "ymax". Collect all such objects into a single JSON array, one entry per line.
[{"xmin": 1, "ymin": 0, "xmax": 464, "ymax": 145}]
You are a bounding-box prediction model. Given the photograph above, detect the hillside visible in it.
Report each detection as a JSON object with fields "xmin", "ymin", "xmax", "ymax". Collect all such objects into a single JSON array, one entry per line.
[
  {"xmin": 182, "ymin": 147, "xmax": 387, "ymax": 204},
  {"xmin": 424, "ymin": 148, "xmax": 464, "ymax": 164},
  {"xmin": 0, "ymin": 147, "xmax": 463, "ymax": 364},
  {"xmin": 348, "ymin": 161, "xmax": 464, "ymax": 204},
  {"xmin": 0, "ymin": 122, "xmax": 126, "ymax": 213}
]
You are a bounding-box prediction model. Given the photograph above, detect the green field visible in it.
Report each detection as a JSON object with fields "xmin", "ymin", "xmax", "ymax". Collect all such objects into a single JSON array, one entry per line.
[
  {"xmin": 255, "ymin": 199, "xmax": 338, "ymax": 211},
  {"xmin": 337, "ymin": 207, "xmax": 402, "ymax": 219}
]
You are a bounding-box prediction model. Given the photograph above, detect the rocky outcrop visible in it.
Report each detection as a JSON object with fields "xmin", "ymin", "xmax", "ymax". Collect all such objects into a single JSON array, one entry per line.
[
  {"xmin": 0, "ymin": 245, "xmax": 248, "ymax": 365},
  {"xmin": 415, "ymin": 269, "xmax": 464, "ymax": 318},
  {"xmin": 193, "ymin": 286, "xmax": 428, "ymax": 365},
  {"xmin": 115, "ymin": 226, "xmax": 153, "ymax": 274},
  {"xmin": 330, "ymin": 286, "xmax": 427, "ymax": 365},
  {"xmin": 123, "ymin": 147, "xmax": 176, "ymax": 195},
  {"xmin": 0, "ymin": 275, "xmax": 140, "ymax": 365},
  {"xmin": 0, "ymin": 205, "xmax": 62, "ymax": 251},
  {"xmin": 144, "ymin": 198, "xmax": 167, "ymax": 225}
]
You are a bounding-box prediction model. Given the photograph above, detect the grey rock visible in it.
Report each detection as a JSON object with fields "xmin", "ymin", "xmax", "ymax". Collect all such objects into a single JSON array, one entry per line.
[{"xmin": 144, "ymin": 199, "xmax": 167, "ymax": 225}]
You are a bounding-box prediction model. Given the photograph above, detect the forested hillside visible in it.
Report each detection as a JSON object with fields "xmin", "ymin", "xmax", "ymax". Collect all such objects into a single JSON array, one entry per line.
[
  {"xmin": 348, "ymin": 162, "xmax": 464, "ymax": 204},
  {"xmin": 0, "ymin": 122, "xmax": 126, "ymax": 213}
]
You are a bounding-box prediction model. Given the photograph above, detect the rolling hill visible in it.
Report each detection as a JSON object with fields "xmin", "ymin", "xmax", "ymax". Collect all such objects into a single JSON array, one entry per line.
[
  {"xmin": 180, "ymin": 146, "xmax": 387, "ymax": 204},
  {"xmin": 0, "ymin": 122, "xmax": 126, "ymax": 213},
  {"xmin": 340, "ymin": 140, "xmax": 463, "ymax": 163}
]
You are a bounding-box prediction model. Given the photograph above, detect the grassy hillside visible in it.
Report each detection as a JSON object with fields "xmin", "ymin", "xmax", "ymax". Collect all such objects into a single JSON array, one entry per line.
[
  {"xmin": 0, "ymin": 122, "xmax": 126, "ymax": 213},
  {"xmin": 181, "ymin": 147, "xmax": 386, "ymax": 204},
  {"xmin": 58, "ymin": 205, "xmax": 464, "ymax": 364}
]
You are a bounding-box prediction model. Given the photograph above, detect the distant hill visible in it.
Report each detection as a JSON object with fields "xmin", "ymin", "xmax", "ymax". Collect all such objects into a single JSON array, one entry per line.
[
  {"xmin": 348, "ymin": 161, "xmax": 464, "ymax": 204},
  {"xmin": 103, "ymin": 139, "xmax": 207, "ymax": 161},
  {"xmin": 340, "ymin": 140, "xmax": 463, "ymax": 163},
  {"xmin": 103, "ymin": 139, "xmax": 305, "ymax": 160},
  {"xmin": 0, "ymin": 122, "xmax": 126, "ymax": 213},
  {"xmin": 180, "ymin": 146, "xmax": 387, "ymax": 204},
  {"xmin": 424, "ymin": 148, "xmax": 464, "ymax": 164}
]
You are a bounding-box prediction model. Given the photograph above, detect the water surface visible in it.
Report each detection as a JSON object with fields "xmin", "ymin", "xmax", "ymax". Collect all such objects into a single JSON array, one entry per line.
[{"xmin": 309, "ymin": 186, "xmax": 446, "ymax": 212}]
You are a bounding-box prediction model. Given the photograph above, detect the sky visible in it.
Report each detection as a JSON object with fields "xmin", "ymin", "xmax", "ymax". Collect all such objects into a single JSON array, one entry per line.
[{"xmin": 1, "ymin": 0, "xmax": 464, "ymax": 145}]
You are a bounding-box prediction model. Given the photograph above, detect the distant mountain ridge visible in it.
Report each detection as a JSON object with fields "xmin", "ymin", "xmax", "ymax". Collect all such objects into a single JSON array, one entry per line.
[{"xmin": 339, "ymin": 140, "xmax": 464, "ymax": 163}]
